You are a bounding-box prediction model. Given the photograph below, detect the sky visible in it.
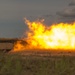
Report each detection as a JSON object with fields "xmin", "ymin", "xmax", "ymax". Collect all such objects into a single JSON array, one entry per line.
[{"xmin": 0, "ymin": 0, "xmax": 74, "ymax": 38}]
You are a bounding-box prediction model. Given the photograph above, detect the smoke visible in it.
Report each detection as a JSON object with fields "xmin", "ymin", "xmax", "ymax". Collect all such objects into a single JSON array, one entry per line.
[
  {"xmin": 56, "ymin": 7, "xmax": 75, "ymax": 18},
  {"xmin": 56, "ymin": 0, "xmax": 75, "ymax": 23},
  {"xmin": 69, "ymin": 0, "xmax": 75, "ymax": 6}
]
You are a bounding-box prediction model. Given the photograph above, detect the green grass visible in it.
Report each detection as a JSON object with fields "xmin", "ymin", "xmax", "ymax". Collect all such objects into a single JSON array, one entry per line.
[{"xmin": 0, "ymin": 52, "xmax": 75, "ymax": 75}]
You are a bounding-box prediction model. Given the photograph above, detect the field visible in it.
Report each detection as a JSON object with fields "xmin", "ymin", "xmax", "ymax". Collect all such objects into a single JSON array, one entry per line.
[
  {"xmin": 0, "ymin": 50, "xmax": 75, "ymax": 75},
  {"xmin": 0, "ymin": 38, "xmax": 75, "ymax": 75}
]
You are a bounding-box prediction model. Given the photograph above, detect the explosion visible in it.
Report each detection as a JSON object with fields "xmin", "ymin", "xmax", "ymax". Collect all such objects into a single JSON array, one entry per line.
[{"xmin": 14, "ymin": 18, "xmax": 75, "ymax": 51}]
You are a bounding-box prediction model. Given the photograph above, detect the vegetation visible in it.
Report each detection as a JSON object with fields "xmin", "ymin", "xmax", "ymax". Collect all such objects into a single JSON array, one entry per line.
[{"xmin": 0, "ymin": 52, "xmax": 75, "ymax": 75}]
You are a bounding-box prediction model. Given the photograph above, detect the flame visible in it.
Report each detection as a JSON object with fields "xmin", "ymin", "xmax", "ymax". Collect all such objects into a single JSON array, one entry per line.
[{"xmin": 13, "ymin": 18, "xmax": 75, "ymax": 51}]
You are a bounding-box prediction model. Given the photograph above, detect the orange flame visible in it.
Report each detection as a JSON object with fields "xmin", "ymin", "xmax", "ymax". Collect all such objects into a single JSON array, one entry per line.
[{"xmin": 14, "ymin": 18, "xmax": 75, "ymax": 51}]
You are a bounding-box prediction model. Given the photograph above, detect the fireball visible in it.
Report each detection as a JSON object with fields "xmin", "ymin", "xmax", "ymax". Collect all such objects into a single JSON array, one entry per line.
[{"xmin": 14, "ymin": 18, "xmax": 75, "ymax": 51}]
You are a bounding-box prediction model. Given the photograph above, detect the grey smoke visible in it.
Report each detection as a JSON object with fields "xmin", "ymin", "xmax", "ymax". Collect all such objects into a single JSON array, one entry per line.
[
  {"xmin": 69, "ymin": 0, "xmax": 75, "ymax": 6},
  {"xmin": 56, "ymin": 7, "xmax": 75, "ymax": 18},
  {"xmin": 56, "ymin": 0, "xmax": 75, "ymax": 22}
]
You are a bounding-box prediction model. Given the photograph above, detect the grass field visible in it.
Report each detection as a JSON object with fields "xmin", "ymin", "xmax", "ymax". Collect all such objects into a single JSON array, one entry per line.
[
  {"xmin": 0, "ymin": 51, "xmax": 75, "ymax": 75},
  {"xmin": 0, "ymin": 38, "xmax": 75, "ymax": 75}
]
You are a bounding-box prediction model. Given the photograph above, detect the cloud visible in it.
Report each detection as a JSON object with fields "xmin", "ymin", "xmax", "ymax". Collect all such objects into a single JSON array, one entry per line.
[{"xmin": 69, "ymin": 0, "xmax": 75, "ymax": 6}]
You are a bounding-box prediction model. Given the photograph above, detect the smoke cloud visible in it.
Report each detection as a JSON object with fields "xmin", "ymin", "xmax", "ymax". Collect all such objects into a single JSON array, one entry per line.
[
  {"xmin": 69, "ymin": 0, "xmax": 75, "ymax": 6},
  {"xmin": 56, "ymin": 0, "xmax": 75, "ymax": 22}
]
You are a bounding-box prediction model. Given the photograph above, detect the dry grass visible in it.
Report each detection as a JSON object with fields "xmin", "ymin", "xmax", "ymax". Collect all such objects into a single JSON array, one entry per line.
[
  {"xmin": 0, "ymin": 51, "xmax": 75, "ymax": 75},
  {"xmin": 0, "ymin": 38, "xmax": 75, "ymax": 75}
]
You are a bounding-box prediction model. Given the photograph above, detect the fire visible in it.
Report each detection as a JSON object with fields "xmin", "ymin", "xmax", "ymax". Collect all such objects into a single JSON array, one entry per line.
[{"xmin": 14, "ymin": 18, "xmax": 75, "ymax": 51}]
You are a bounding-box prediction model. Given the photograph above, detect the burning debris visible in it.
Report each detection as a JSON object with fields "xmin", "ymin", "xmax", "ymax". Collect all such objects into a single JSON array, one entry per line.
[{"xmin": 13, "ymin": 18, "xmax": 75, "ymax": 52}]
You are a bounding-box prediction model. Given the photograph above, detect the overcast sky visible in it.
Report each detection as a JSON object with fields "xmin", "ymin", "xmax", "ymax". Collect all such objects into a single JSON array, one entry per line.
[{"xmin": 0, "ymin": 0, "xmax": 74, "ymax": 38}]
